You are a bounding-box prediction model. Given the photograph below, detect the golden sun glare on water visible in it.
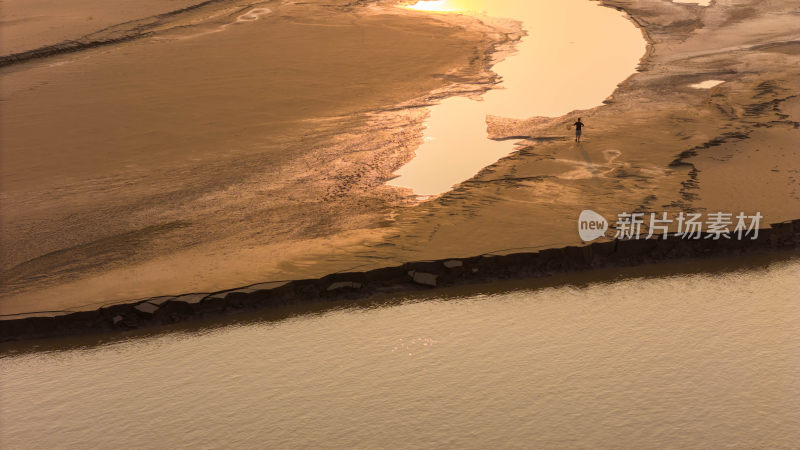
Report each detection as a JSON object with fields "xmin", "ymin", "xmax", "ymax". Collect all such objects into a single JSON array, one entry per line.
[
  {"xmin": 403, "ymin": 0, "xmax": 457, "ymax": 12},
  {"xmin": 402, "ymin": 0, "xmax": 487, "ymax": 14}
]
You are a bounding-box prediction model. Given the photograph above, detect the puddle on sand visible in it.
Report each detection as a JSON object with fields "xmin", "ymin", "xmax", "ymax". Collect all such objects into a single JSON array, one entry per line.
[
  {"xmin": 388, "ymin": 0, "xmax": 646, "ymax": 196},
  {"xmin": 690, "ymin": 79, "xmax": 725, "ymax": 89},
  {"xmin": 673, "ymin": 0, "xmax": 712, "ymax": 6}
]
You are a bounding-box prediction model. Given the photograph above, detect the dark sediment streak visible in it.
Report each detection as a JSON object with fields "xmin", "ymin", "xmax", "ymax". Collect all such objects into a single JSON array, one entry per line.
[
  {"xmin": 0, "ymin": 0, "xmax": 227, "ymax": 68},
  {"xmin": 0, "ymin": 0, "xmax": 425, "ymax": 68},
  {"xmin": 2, "ymin": 219, "xmax": 798, "ymax": 342}
]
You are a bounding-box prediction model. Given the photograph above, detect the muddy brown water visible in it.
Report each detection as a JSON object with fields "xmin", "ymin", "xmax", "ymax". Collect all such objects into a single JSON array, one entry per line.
[{"xmin": 2, "ymin": 257, "xmax": 798, "ymax": 448}]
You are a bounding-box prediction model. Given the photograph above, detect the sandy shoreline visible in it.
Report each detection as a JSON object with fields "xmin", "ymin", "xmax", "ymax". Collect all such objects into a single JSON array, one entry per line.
[{"xmin": 1, "ymin": 0, "xmax": 798, "ymax": 315}]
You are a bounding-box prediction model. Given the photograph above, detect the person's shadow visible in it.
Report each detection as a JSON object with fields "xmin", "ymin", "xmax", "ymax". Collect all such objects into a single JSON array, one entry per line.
[{"xmin": 575, "ymin": 142, "xmax": 599, "ymax": 178}]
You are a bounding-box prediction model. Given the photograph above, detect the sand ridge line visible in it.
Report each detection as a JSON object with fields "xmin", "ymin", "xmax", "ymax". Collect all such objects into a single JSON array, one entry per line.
[{"xmin": 0, "ymin": 0, "xmax": 284, "ymax": 67}]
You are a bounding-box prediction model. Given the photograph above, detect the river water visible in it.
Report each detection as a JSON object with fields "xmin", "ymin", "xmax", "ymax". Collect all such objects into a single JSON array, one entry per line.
[
  {"xmin": 2, "ymin": 258, "xmax": 798, "ymax": 448},
  {"xmin": 389, "ymin": 0, "xmax": 646, "ymax": 194}
]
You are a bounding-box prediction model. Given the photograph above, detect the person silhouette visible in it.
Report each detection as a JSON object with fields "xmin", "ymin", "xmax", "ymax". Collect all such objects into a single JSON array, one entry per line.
[{"xmin": 574, "ymin": 118, "xmax": 585, "ymax": 142}]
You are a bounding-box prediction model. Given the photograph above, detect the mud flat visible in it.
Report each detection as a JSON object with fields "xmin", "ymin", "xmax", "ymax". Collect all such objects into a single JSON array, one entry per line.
[
  {"xmin": 2, "ymin": 0, "xmax": 798, "ymax": 316},
  {"xmin": 349, "ymin": 0, "xmax": 800, "ymax": 269},
  {"xmin": 0, "ymin": 0, "xmax": 521, "ymax": 314},
  {"xmin": 187, "ymin": 0, "xmax": 800, "ymax": 291}
]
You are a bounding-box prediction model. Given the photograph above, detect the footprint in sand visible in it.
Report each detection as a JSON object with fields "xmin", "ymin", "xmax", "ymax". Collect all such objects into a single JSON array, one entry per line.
[
  {"xmin": 555, "ymin": 148, "xmax": 623, "ymax": 180},
  {"xmin": 236, "ymin": 8, "xmax": 272, "ymax": 23}
]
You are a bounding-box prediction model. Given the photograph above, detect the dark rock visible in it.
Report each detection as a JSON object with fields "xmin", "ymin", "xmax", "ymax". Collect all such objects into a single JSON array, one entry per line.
[
  {"xmin": 134, "ymin": 302, "xmax": 159, "ymax": 315},
  {"xmin": 412, "ymin": 272, "xmax": 438, "ymax": 287},
  {"xmin": 1, "ymin": 223, "xmax": 797, "ymax": 342},
  {"xmin": 327, "ymin": 281, "xmax": 363, "ymax": 291},
  {"xmin": 443, "ymin": 259, "xmax": 463, "ymax": 269}
]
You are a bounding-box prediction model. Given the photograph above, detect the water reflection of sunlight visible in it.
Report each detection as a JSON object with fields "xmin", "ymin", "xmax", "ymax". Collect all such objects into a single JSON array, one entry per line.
[
  {"xmin": 403, "ymin": 0, "xmax": 458, "ymax": 12},
  {"xmin": 392, "ymin": 0, "xmax": 646, "ymax": 195},
  {"xmin": 403, "ymin": 0, "xmax": 494, "ymax": 14}
]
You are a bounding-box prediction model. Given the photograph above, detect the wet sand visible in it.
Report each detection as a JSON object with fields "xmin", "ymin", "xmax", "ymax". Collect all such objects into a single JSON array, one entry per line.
[
  {"xmin": 230, "ymin": 0, "xmax": 800, "ymax": 290},
  {"xmin": 2, "ymin": 0, "xmax": 799, "ymax": 315},
  {"xmin": 351, "ymin": 0, "xmax": 800, "ymax": 266},
  {"xmin": 1, "ymin": 0, "xmax": 517, "ymax": 313}
]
